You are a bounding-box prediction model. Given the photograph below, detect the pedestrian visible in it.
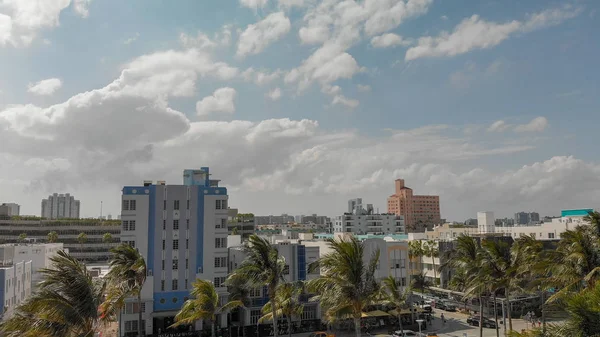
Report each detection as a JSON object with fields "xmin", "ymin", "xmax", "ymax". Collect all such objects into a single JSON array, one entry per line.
[
  {"xmin": 537, "ymin": 319, "xmax": 541, "ymax": 327},
  {"xmin": 441, "ymin": 313, "xmax": 446, "ymax": 325}
]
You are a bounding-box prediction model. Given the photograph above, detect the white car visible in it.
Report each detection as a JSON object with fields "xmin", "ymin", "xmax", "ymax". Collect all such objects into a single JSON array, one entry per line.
[{"xmin": 392, "ymin": 330, "xmax": 423, "ymax": 337}]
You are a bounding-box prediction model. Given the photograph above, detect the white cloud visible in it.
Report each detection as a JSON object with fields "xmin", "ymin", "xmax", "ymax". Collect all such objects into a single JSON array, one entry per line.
[
  {"xmin": 242, "ymin": 68, "xmax": 282, "ymax": 86},
  {"xmin": 237, "ymin": 12, "xmax": 291, "ymax": 58},
  {"xmin": 406, "ymin": 5, "xmax": 581, "ymax": 61},
  {"xmin": 239, "ymin": 0, "xmax": 268, "ymax": 10},
  {"xmin": 487, "ymin": 120, "xmax": 511, "ymax": 133},
  {"xmin": 123, "ymin": 32, "xmax": 139, "ymax": 45},
  {"xmin": 196, "ymin": 87, "xmax": 237, "ymax": 117},
  {"xmin": 0, "ymin": 0, "xmax": 91, "ymax": 47},
  {"xmin": 278, "ymin": 0, "xmax": 305, "ymax": 9},
  {"xmin": 363, "ymin": 0, "xmax": 432, "ymax": 36},
  {"xmin": 357, "ymin": 84, "xmax": 371, "ymax": 92},
  {"xmin": 441, "ymin": 15, "xmax": 448, "ymax": 20},
  {"xmin": 72, "ymin": 0, "xmax": 92, "ymax": 18},
  {"xmin": 514, "ymin": 117, "xmax": 548, "ymax": 133},
  {"xmin": 27, "ymin": 78, "xmax": 62, "ymax": 96},
  {"xmin": 180, "ymin": 25, "xmax": 233, "ymax": 49},
  {"xmin": 266, "ymin": 87, "xmax": 282, "ymax": 101},
  {"xmin": 332, "ymin": 94, "xmax": 359, "ymax": 108},
  {"xmin": 371, "ymin": 33, "xmax": 411, "ymax": 48}
]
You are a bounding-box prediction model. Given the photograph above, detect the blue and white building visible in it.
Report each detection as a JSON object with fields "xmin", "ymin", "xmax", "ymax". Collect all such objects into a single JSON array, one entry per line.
[{"xmin": 119, "ymin": 168, "xmax": 229, "ymax": 336}]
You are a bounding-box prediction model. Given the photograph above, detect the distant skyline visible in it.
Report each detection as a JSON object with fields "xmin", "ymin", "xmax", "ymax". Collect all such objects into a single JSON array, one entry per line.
[{"xmin": 1, "ymin": 0, "xmax": 599, "ymax": 221}]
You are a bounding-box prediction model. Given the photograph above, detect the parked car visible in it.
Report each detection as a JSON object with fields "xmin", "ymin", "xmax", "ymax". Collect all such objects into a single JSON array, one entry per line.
[
  {"xmin": 435, "ymin": 302, "xmax": 447, "ymax": 310},
  {"xmin": 392, "ymin": 330, "xmax": 423, "ymax": 337},
  {"xmin": 422, "ymin": 304, "xmax": 433, "ymax": 313},
  {"xmin": 444, "ymin": 303, "xmax": 457, "ymax": 312},
  {"xmin": 466, "ymin": 316, "xmax": 497, "ymax": 328}
]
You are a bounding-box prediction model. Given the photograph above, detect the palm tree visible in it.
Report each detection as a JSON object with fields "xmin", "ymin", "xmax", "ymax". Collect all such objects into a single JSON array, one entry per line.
[
  {"xmin": 381, "ymin": 276, "xmax": 411, "ymax": 336},
  {"xmin": 171, "ymin": 279, "xmax": 243, "ymax": 337},
  {"xmin": 224, "ymin": 276, "xmax": 252, "ymax": 337},
  {"xmin": 540, "ymin": 282, "xmax": 600, "ymax": 337},
  {"xmin": 227, "ymin": 235, "xmax": 286, "ymax": 337},
  {"xmin": 408, "ymin": 240, "xmax": 425, "ymax": 276},
  {"xmin": 583, "ymin": 210, "xmax": 600, "ymax": 236},
  {"xmin": 47, "ymin": 231, "xmax": 58, "ymax": 243},
  {"xmin": 102, "ymin": 243, "xmax": 147, "ymax": 337},
  {"xmin": 18, "ymin": 233, "xmax": 27, "ymax": 243},
  {"xmin": 0, "ymin": 250, "xmax": 106, "ymax": 336},
  {"xmin": 102, "ymin": 232, "xmax": 113, "ymax": 244},
  {"xmin": 259, "ymin": 281, "xmax": 304, "ymax": 337},
  {"xmin": 77, "ymin": 232, "xmax": 87, "ymax": 256},
  {"xmin": 307, "ymin": 236, "xmax": 380, "ymax": 337},
  {"xmin": 410, "ymin": 272, "xmax": 432, "ymax": 294},
  {"xmin": 423, "ymin": 240, "xmax": 439, "ymax": 286}
]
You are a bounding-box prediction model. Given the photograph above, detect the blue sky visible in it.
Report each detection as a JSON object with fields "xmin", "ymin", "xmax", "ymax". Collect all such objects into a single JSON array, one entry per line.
[{"xmin": 0, "ymin": 0, "xmax": 599, "ymax": 220}]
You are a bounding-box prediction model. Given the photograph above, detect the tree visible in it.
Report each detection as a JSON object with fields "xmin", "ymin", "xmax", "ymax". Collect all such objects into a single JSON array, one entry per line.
[
  {"xmin": 381, "ymin": 276, "xmax": 411, "ymax": 336},
  {"xmin": 232, "ymin": 227, "xmax": 239, "ymax": 235},
  {"xmin": 410, "ymin": 272, "xmax": 432, "ymax": 294},
  {"xmin": 227, "ymin": 235, "xmax": 286, "ymax": 337},
  {"xmin": 259, "ymin": 282, "xmax": 304, "ymax": 337},
  {"xmin": 17, "ymin": 233, "xmax": 27, "ymax": 243},
  {"xmin": 541, "ymin": 282, "xmax": 600, "ymax": 337},
  {"xmin": 408, "ymin": 240, "xmax": 425, "ymax": 275},
  {"xmin": 423, "ymin": 240, "xmax": 439, "ymax": 286},
  {"xmin": 307, "ymin": 236, "xmax": 380, "ymax": 337},
  {"xmin": 102, "ymin": 243, "xmax": 147, "ymax": 337},
  {"xmin": 224, "ymin": 276, "xmax": 252, "ymax": 337},
  {"xmin": 0, "ymin": 250, "xmax": 107, "ymax": 336},
  {"xmin": 583, "ymin": 210, "xmax": 600, "ymax": 236},
  {"xmin": 171, "ymin": 279, "xmax": 243, "ymax": 337},
  {"xmin": 102, "ymin": 232, "xmax": 113, "ymax": 244},
  {"xmin": 47, "ymin": 231, "xmax": 58, "ymax": 243}
]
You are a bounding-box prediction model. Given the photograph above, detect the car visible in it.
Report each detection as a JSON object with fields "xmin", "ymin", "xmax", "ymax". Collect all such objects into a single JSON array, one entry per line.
[
  {"xmin": 444, "ymin": 303, "xmax": 457, "ymax": 312},
  {"xmin": 392, "ymin": 330, "xmax": 422, "ymax": 337},
  {"xmin": 466, "ymin": 316, "xmax": 497, "ymax": 328},
  {"xmin": 422, "ymin": 304, "xmax": 433, "ymax": 313},
  {"xmin": 435, "ymin": 302, "xmax": 447, "ymax": 310},
  {"xmin": 426, "ymin": 333, "xmax": 439, "ymax": 337}
]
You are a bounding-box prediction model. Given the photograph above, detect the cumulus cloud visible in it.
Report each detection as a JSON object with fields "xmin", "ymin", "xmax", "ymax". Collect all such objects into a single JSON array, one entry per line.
[
  {"xmin": 237, "ymin": 12, "xmax": 291, "ymax": 58},
  {"xmin": 406, "ymin": 5, "xmax": 581, "ymax": 61},
  {"xmin": 196, "ymin": 87, "xmax": 237, "ymax": 117},
  {"xmin": 266, "ymin": 87, "xmax": 282, "ymax": 101},
  {"xmin": 514, "ymin": 117, "xmax": 548, "ymax": 133},
  {"xmin": 487, "ymin": 120, "xmax": 511, "ymax": 133},
  {"xmin": 179, "ymin": 25, "xmax": 233, "ymax": 49},
  {"xmin": 239, "ymin": 0, "xmax": 268, "ymax": 10},
  {"xmin": 27, "ymin": 78, "xmax": 63, "ymax": 95},
  {"xmin": 371, "ymin": 33, "xmax": 412, "ymax": 48},
  {"xmin": 123, "ymin": 32, "xmax": 139, "ymax": 45},
  {"xmin": 331, "ymin": 94, "xmax": 359, "ymax": 108},
  {"xmin": 357, "ymin": 84, "xmax": 371, "ymax": 92},
  {"xmin": 242, "ymin": 68, "xmax": 282, "ymax": 85},
  {"xmin": 0, "ymin": 0, "xmax": 91, "ymax": 47},
  {"xmin": 278, "ymin": 0, "xmax": 305, "ymax": 9}
]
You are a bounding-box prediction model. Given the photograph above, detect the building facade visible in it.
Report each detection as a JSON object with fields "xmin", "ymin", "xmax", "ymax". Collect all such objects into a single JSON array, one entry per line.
[
  {"xmin": 334, "ymin": 198, "xmax": 405, "ymax": 235},
  {"xmin": 41, "ymin": 193, "xmax": 80, "ymax": 219},
  {"xmin": 119, "ymin": 168, "xmax": 229, "ymax": 336},
  {"xmin": 387, "ymin": 179, "xmax": 441, "ymax": 232},
  {"xmin": 254, "ymin": 214, "xmax": 295, "ymax": 226},
  {"xmin": 0, "ymin": 246, "xmax": 32, "ymax": 319},
  {"xmin": 477, "ymin": 211, "xmax": 495, "ymax": 234},
  {"xmin": 514, "ymin": 212, "xmax": 541, "ymax": 225},
  {"xmin": 0, "ymin": 203, "xmax": 20, "ymax": 217}
]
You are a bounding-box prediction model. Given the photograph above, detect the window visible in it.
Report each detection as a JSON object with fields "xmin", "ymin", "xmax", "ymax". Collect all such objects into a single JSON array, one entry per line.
[
  {"xmin": 216, "ymin": 218, "xmax": 226, "ymax": 229},
  {"xmin": 122, "ymin": 200, "xmax": 130, "ymax": 211},
  {"xmin": 162, "ymin": 260, "xmax": 165, "ymax": 271},
  {"xmin": 174, "ymin": 200, "xmax": 180, "ymax": 210},
  {"xmin": 122, "ymin": 220, "xmax": 128, "ymax": 230},
  {"xmin": 216, "ymin": 200, "xmax": 222, "ymax": 210},
  {"xmin": 163, "ymin": 220, "xmax": 166, "ymax": 230},
  {"xmin": 186, "ymin": 219, "xmax": 189, "ymax": 229},
  {"xmin": 130, "ymin": 200, "xmax": 136, "ymax": 210},
  {"xmin": 124, "ymin": 241, "xmax": 135, "ymax": 248},
  {"xmin": 213, "ymin": 277, "xmax": 226, "ymax": 288},
  {"xmin": 215, "ymin": 237, "xmax": 226, "ymax": 248},
  {"xmin": 283, "ymin": 265, "xmax": 290, "ymax": 275},
  {"xmin": 163, "ymin": 200, "xmax": 166, "ymax": 210},
  {"xmin": 249, "ymin": 288, "xmax": 261, "ymax": 297},
  {"xmin": 549, "ymin": 232, "xmax": 555, "ymax": 239},
  {"xmin": 186, "ymin": 239, "xmax": 189, "ymax": 249},
  {"xmin": 173, "ymin": 220, "xmax": 179, "ymax": 230},
  {"xmin": 141, "ymin": 303, "xmax": 146, "ymax": 313},
  {"xmin": 185, "ymin": 279, "xmax": 188, "ymax": 289},
  {"xmin": 187, "ymin": 200, "xmax": 190, "ymax": 209},
  {"xmin": 173, "ymin": 259, "xmax": 179, "ymax": 270},
  {"xmin": 160, "ymin": 280, "xmax": 165, "ymax": 291},
  {"xmin": 128, "ymin": 220, "xmax": 136, "ymax": 231},
  {"xmin": 172, "ymin": 279, "xmax": 178, "ymax": 290},
  {"xmin": 214, "ymin": 257, "xmax": 227, "ymax": 268},
  {"xmin": 162, "ymin": 240, "xmax": 165, "ymax": 250},
  {"xmin": 185, "ymin": 259, "xmax": 189, "ymax": 268},
  {"xmin": 124, "ymin": 320, "xmax": 138, "ymax": 332},
  {"xmin": 250, "ymin": 310, "xmax": 262, "ymax": 325},
  {"xmin": 173, "ymin": 240, "xmax": 179, "ymax": 250},
  {"xmin": 401, "ymin": 277, "xmax": 407, "ymax": 286}
]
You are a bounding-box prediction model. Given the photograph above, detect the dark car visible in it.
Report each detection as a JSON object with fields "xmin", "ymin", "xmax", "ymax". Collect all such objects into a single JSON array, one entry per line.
[
  {"xmin": 467, "ymin": 316, "xmax": 497, "ymax": 328},
  {"xmin": 444, "ymin": 303, "xmax": 457, "ymax": 312}
]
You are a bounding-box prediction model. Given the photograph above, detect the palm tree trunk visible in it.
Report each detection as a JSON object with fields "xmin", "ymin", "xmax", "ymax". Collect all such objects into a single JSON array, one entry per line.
[
  {"xmin": 269, "ymin": 286, "xmax": 279, "ymax": 337},
  {"xmin": 479, "ymin": 294, "xmax": 484, "ymax": 337},
  {"xmin": 137, "ymin": 292, "xmax": 143, "ymax": 337},
  {"xmin": 493, "ymin": 292, "xmax": 499, "ymax": 337},
  {"xmin": 431, "ymin": 255, "xmax": 437, "ymax": 286},
  {"xmin": 212, "ymin": 319, "xmax": 216, "ymax": 337},
  {"xmin": 353, "ymin": 316, "xmax": 361, "ymax": 337},
  {"xmin": 397, "ymin": 314, "xmax": 404, "ymax": 335},
  {"xmin": 287, "ymin": 316, "xmax": 292, "ymax": 337},
  {"xmin": 506, "ymin": 292, "xmax": 513, "ymax": 332}
]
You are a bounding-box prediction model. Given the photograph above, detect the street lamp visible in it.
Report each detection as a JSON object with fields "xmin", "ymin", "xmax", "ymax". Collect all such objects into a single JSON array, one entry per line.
[{"xmin": 416, "ymin": 319, "xmax": 424, "ymax": 336}]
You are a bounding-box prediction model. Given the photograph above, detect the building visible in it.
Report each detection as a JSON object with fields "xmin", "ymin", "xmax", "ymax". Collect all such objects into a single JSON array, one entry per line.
[
  {"xmin": 477, "ymin": 211, "xmax": 495, "ymax": 234},
  {"xmin": 227, "ymin": 208, "xmax": 255, "ymax": 240},
  {"xmin": 4, "ymin": 243, "xmax": 63, "ymax": 286},
  {"xmin": 228, "ymin": 241, "xmax": 321, "ymax": 332},
  {"xmin": 0, "ymin": 203, "xmax": 20, "ymax": 217},
  {"xmin": 298, "ymin": 214, "xmax": 329, "ymax": 225},
  {"xmin": 514, "ymin": 212, "xmax": 541, "ymax": 225},
  {"xmin": 41, "ymin": 193, "xmax": 80, "ymax": 219},
  {"xmin": 333, "ymin": 198, "xmax": 405, "ymax": 235},
  {"xmin": 254, "ymin": 214, "xmax": 295, "ymax": 225},
  {"xmin": 0, "ymin": 246, "xmax": 33, "ymax": 319},
  {"xmin": 118, "ymin": 168, "xmax": 229, "ymax": 336},
  {"xmin": 387, "ymin": 179, "xmax": 441, "ymax": 232},
  {"xmin": 0, "ymin": 219, "xmax": 120, "ymax": 263}
]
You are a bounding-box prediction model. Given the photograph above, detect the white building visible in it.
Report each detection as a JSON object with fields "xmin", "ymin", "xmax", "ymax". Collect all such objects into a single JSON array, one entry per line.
[
  {"xmin": 0, "ymin": 203, "xmax": 20, "ymax": 217},
  {"xmin": 333, "ymin": 198, "xmax": 405, "ymax": 235},
  {"xmin": 9, "ymin": 243, "xmax": 64, "ymax": 286},
  {"xmin": 119, "ymin": 168, "xmax": 229, "ymax": 336},
  {"xmin": 477, "ymin": 211, "xmax": 495, "ymax": 234},
  {"xmin": 0, "ymin": 246, "xmax": 32, "ymax": 318},
  {"xmin": 41, "ymin": 193, "xmax": 80, "ymax": 219}
]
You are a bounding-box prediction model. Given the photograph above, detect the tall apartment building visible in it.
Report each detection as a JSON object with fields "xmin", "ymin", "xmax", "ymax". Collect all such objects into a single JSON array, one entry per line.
[
  {"xmin": 0, "ymin": 246, "xmax": 33, "ymax": 318},
  {"xmin": 333, "ymin": 198, "xmax": 405, "ymax": 235},
  {"xmin": 119, "ymin": 168, "xmax": 229, "ymax": 336},
  {"xmin": 387, "ymin": 179, "xmax": 441, "ymax": 232},
  {"xmin": 41, "ymin": 193, "xmax": 80, "ymax": 219},
  {"xmin": 0, "ymin": 203, "xmax": 20, "ymax": 217},
  {"xmin": 514, "ymin": 211, "xmax": 541, "ymax": 225}
]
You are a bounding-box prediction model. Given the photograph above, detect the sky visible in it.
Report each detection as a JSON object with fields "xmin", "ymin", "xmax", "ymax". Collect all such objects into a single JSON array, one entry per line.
[{"xmin": 0, "ymin": 0, "xmax": 599, "ymax": 221}]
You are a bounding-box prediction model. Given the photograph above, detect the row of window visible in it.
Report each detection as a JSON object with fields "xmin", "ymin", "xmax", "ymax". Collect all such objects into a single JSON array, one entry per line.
[
  {"xmin": 162, "ymin": 238, "xmax": 227, "ymax": 250},
  {"xmin": 122, "ymin": 200, "xmax": 137, "ymax": 211},
  {"xmin": 122, "ymin": 220, "xmax": 136, "ymax": 231},
  {"xmin": 124, "ymin": 198, "xmax": 227, "ymax": 212},
  {"xmin": 160, "ymin": 279, "xmax": 188, "ymax": 291}
]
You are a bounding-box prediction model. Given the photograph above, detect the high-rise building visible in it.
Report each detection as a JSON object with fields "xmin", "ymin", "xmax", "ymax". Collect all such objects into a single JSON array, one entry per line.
[
  {"xmin": 119, "ymin": 168, "xmax": 229, "ymax": 335},
  {"xmin": 41, "ymin": 193, "xmax": 80, "ymax": 219},
  {"xmin": 0, "ymin": 203, "xmax": 20, "ymax": 217},
  {"xmin": 514, "ymin": 211, "xmax": 541, "ymax": 225},
  {"xmin": 387, "ymin": 179, "xmax": 441, "ymax": 232},
  {"xmin": 334, "ymin": 198, "xmax": 405, "ymax": 235},
  {"xmin": 477, "ymin": 211, "xmax": 495, "ymax": 234}
]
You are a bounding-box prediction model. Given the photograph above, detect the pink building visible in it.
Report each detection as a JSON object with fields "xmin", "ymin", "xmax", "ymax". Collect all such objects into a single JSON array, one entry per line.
[{"xmin": 387, "ymin": 179, "xmax": 441, "ymax": 232}]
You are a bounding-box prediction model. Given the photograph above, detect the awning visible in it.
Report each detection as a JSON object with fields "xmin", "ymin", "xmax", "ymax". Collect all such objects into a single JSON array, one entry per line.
[{"xmin": 364, "ymin": 310, "xmax": 391, "ymax": 317}]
